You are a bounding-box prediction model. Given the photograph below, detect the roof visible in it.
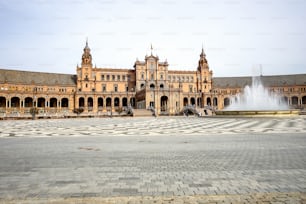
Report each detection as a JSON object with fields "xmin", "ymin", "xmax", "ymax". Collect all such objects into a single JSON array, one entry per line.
[
  {"xmin": 0, "ymin": 69, "xmax": 77, "ymax": 86},
  {"xmin": 213, "ymin": 74, "xmax": 306, "ymax": 88}
]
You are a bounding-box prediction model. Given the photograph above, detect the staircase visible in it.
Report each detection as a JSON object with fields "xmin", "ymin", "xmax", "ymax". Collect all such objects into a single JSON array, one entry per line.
[{"xmin": 133, "ymin": 109, "xmax": 154, "ymax": 117}]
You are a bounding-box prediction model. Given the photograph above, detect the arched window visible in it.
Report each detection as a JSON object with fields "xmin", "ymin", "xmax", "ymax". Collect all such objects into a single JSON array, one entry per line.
[
  {"xmin": 61, "ymin": 98, "xmax": 69, "ymax": 107},
  {"xmin": 79, "ymin": 97, "xmax": 85, "ymax": 107},
  {"xmin": 224, "ymin": 98, "xmax": 230, "ymax": 107},
  {"xmin": 50, "ymin": 98, "xmax": 57, "ymax": 107}
]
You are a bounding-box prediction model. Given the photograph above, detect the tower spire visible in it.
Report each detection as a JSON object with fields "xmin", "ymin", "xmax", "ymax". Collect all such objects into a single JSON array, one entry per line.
[
  {"xmin": 150, "ymin": 43, "xmax": 153, "ymax": 55},
  {"xmin": 200, "ymin": 43, "xmax": 205, "ymax": 58}
]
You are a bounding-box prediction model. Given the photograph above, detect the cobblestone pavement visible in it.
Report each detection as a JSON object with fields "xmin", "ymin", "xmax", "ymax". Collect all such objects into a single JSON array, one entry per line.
[
  {"xmin": 0, "ymin": 116, "xmax": 306, "ymax": 203},
  {"xmin": 0, "ymin": 116, "xmax": 306, "ymax": 137}
]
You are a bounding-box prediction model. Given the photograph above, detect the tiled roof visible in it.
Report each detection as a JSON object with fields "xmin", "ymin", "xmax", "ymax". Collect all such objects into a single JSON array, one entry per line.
[
  {"xmin": 213, "ymin": 74, "xmax": 306, "ymax": 88},
  {"xmin": 0, "ymin": 69, "xmax": 77, "ymax": 86}
]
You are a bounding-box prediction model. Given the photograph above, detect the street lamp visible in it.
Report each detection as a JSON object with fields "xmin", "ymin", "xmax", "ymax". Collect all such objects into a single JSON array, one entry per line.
[{"xmin": 31, "ymin": 87, "xmax": 37, "ymax": 120}]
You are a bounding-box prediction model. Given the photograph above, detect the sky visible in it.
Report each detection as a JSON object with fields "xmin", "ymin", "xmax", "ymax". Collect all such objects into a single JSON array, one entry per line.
[{"xmin": 0, "ymin": 0, "xmax": 305, "ymax": 77}]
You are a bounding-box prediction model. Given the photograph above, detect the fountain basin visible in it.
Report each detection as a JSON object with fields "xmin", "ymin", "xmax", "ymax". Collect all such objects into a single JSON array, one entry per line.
[{"xmin": 215, "ymin": 110, "xmax": 300, "ymax": 116}]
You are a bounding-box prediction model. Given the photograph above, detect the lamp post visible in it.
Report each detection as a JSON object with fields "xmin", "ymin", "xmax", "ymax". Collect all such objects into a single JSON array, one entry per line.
[{"xmin": 32, "ymin": 87, "xmax": 37, "ymax": 120}]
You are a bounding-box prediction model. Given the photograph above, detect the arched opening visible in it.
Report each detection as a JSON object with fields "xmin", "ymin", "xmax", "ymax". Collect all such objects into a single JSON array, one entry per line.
[
  {"xmin": 98, "ymin": 97, "xmax": 103, "ymax": 107},
  {"xmin": 37, "ymin": 97, "xmax": 45, "ymax": 107},
  {"xmin": 50, "ymin": 98, "xmax": 57, "ymax": 108},
  {"xmin": 0, "ymin": 96, "xmax": 6, "ymax": 107},
  {"xmin": 224, "ymin": 98, "xmax": 230, "ymax": 107},
  {"xmin": 88, "ymin": 97, "xmax": 93, "ymax": 111},
  {"xmin": 213, "ymin": 97, "xmax": 218, "ymax": 106},
  {"xmin": 140, "ymin": 83, "xmax": 145, "ymax": 89},
  {"xmin": 106, "ymin": 97, "xmax": 112, "ymax": 107},
  {"xmin": 24, "ymin": 97, "xmax": 33, "ymax": 107},
  {"xmin": 79, "ymin": 97, "xmax": 85, "ymax": 108},
  {"xmin": 160, "ymin": 84, "xmax": 164, "ymax": 89},
  {"xmin": 130, "ymin": 97, "xmax": 135, "ymax": 107},
  {"xmin": 11, "ymin": 97, "xmax": 20, "ymax": 107},
  {"xmin": 122, "ymin": 97, "xmax": 127, "ymax": 107},
  {"xmin": 291, "ymin": 96, "xmax": 298, "ymax": 105},
  {"xmin": 114, "ymin": 97, "xmax": 120, "ymax": 107},
  {"xmin": 190, "ymin": 97, "xmax": 195, "ymax": 105},
  {"xmin": 61, "ymin": 98, "xmax": 69, "ymax": 107},
  {"xmin": 87, "ymin": 97, "xmax": 93, "ymax": 107},
  {"xmin": 183, "ymin": 97, "xmax": 188, "ymax": 106},
  {"xmin": 206, "ymin": 97, "xmax": 211, "ymax": 106},
  {"xmin": 160, "ymin": 96, "xmax": 168, "ymax": 112},
  {"xmin": 150, "ymin": 84, "xmax": 155, "ymax": 89},
  {"xmin": 302, "ymin": 96, "xmax": 306, "ymax": 105}
]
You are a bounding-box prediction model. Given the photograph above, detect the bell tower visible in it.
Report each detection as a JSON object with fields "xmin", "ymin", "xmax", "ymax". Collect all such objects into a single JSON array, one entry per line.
[
  {"xmin": 82, "ymin": 39, "xmax": 92, "ymax": 66},
  {"xmin": 77, "ymin": 39, "xmax": 94, "ymax": 92},
  {"xmin": 196, "ymin": 46, "xmax": 212, "ymax": 93}
]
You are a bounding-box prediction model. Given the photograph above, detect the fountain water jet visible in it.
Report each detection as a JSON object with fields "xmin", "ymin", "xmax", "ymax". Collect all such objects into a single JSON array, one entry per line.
[
  {"xmin": 225, "ymin": 75, "xmax": 288, "ymax": 111},
  {"xmin": 215, "ymin": 68, "xmax": 299, "ymax": 116}
]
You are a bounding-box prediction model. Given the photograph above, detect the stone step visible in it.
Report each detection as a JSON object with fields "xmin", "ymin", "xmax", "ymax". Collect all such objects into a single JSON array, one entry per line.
[{"xmin": 133, "ymin": 109, "xmax": 154, "ymax": 117}]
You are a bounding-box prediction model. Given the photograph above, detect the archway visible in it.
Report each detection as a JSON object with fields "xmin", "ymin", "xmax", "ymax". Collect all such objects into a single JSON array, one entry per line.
[
  {"xmin": 79, "ymin": 97, "xmax": 85, "ymax": 107},
  {"xmin": 106, "ymin": 97, "xmax": 112, "ymax": 107},
  {"xmin": 114, "ymin": 97, "xmax": 120, "ymax": 107},
  {"xmin": 50, "ymin": 98, "xmax": 57, "ymax": 107},
  {"xmin": 224, "ymin": 98, "xmax": 230, "ymax": 107},
  {"xmin": 160, "ymin": 96, "xmax": 168, "ymax": 112},
  {"xmin": 206, "ymin": 97, "xmax": 211, "ymax": 106},
  {"xmin": 61, "ymin": 98, "xmax": 69, "ymax": 107},
  {"xmin": 190, "ymin": 97, "xmax": 195, "ymax": 106},
  {"xmin": 122, "ymin": 97, "xmax": 127, "ymax": 107},
  {"xmin": 37, "ymin": 97, "xmax": 45, "ymax": 107},
  {"xmin": 98, "ymin": 97, "xmax": 103, "ymax": 107},
  {"xmin": 183, "ymin": 97, "xmax": 188, "ymax": 106},
  {"xmin": 150, "ymin": 84, "xmax": 155, "ymax": 89},
  {"xmin": 0, "ymin": 97, "xmax": 6, "ymax": 107},
  {"xmin": 291, "ymin": 96, "xmax": 298, "ymax": 105},
  {"xmin": 160, "ymin": 84, "xmax": 164, "ymax": 89},
  {"xmin": 302, "ymin": 96, "xmax": 306, "ymax": 105},
  {"xmin": 87, "ymin": 97, "xmax": 93, "ymax": 107},
  {"xmin": 11, "ymin": 97, "xmax": 20, "ymax": 107},
  {"xmin": 25, "ymin": 97, "xmax": 33, "ymax": 107}
]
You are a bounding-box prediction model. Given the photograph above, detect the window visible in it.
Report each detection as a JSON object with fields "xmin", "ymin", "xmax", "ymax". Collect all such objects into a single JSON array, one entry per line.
[
  {"xmin": 114, "ymin": 84, "xmax": 118, "ymax": 92},
  {"xmin": 141, "ymin": 73, "xmax": 144, "ymax": 80},
  {"xmin": 101, "ymin": 75, "xmax": 105, "ymax": 81},
  {"xmin": 122, "ymin": 75, "xmax": 126, "ymax": 81},
  {"xmin": 106, "ymin": 75, "xmax": 110, "ymax": 80},
  {"xmin": 151, "ymin": 73, "xmax": 154, "ymax": 80},
  {"xmin": 189, "ymin": 85, "xmax": 193, "ymax": 93},
  {"xmin": 112, "ymin": 75, "xmax": 115, "ymax": 81},
  {"xmin": 117, "ymin": 75, "xmax": 120, "ymax": 81},
  {"xmin": 160, "ymin": 74, "xmax": 163, "ymax": 80},
  {"xmin": 102, "ymin": 84, "xmax": 106, "ymax": 92}
]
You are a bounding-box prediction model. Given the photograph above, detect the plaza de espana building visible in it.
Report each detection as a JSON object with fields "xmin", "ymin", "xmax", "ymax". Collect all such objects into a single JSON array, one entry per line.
[{"xmin": 0, "ymin": 41, "xmax": 306, "ymax": 118}]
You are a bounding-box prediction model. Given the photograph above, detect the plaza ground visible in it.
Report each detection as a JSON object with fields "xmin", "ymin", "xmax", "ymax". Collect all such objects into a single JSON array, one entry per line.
[{"xmin": 0, "ymin": 116, "xmax": 306, "ymax": 203}]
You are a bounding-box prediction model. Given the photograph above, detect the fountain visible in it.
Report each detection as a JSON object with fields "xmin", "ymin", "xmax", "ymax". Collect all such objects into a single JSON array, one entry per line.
[{"xmin": 215, "ymin": 68, "xmax": 299, "ymax": 116}]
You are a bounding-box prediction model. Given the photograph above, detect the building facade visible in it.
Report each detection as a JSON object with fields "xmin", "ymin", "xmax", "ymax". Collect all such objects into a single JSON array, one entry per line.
[{"xmin": 1, "ymin": 41, "xmax": 306, "ymax": 118}]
